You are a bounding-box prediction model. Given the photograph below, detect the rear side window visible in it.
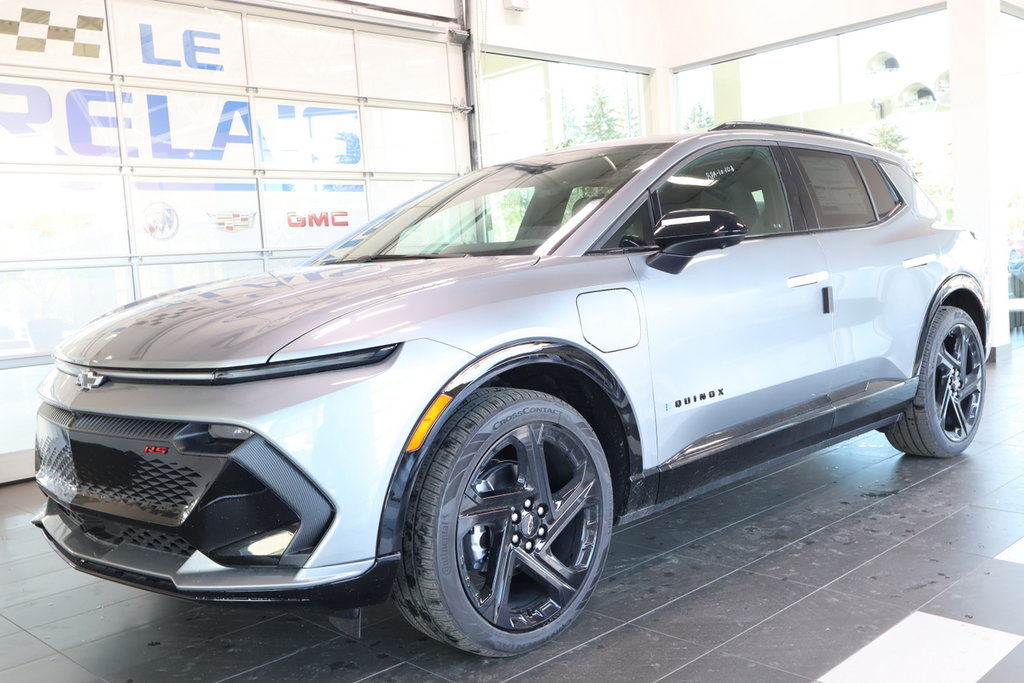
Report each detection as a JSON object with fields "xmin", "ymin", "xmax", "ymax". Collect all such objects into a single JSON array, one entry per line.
[
  {"xmin": 856, "ymin": 157, "xmax": 898, "ymax": 218},
  {"xmin": 792, "ymin": 148, "xmax": 875, "ymax": 229}
]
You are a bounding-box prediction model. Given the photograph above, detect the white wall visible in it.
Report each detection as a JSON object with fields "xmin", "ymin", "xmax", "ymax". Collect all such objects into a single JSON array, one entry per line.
[
  {"xmin": 478, "ymin": 0, "xmax": 664, "ymax": 69},
  {"xmin": 477, "ymin": 0, "xmax": 670, "ymax": 130},
  {"xmin": 661, "ymin": 0, "xmax": 940, "ymax": 68}
]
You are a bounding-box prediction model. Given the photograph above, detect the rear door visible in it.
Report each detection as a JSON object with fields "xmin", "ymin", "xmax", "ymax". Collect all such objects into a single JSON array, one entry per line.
[{"xmin": 782, "ymin": 146, "xmax": 943, "ymax": 393}]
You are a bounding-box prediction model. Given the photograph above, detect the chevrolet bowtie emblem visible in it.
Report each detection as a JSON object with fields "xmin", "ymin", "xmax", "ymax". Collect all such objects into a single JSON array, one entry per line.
[{"xmin": 76, "ymin": 370, "xmax": 107, "ymax": 391}]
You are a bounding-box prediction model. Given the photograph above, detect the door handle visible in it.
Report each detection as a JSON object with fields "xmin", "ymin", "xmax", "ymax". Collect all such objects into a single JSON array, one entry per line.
[
  {"xmin": 902, "ymin": 254, "xmax": 936, "ymax": 269},
  {"xmin": 787, "ymin": 271, "xmax": 829, "ymax": 288}
]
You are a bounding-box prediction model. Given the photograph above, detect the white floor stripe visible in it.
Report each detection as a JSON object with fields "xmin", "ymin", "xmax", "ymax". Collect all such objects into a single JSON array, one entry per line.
[
  {"xmin": 995, "ymin": 535, "xmax": 1024, "ymax": 564},
  {"xmin": 818, "ymin": 612, "xmax": 1022, "ymax": 683}
]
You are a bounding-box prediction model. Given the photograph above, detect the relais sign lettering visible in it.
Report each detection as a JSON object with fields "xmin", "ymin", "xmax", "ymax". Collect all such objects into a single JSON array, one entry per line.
[
  {"xmin": 0, "ymin": 81, "xmax": 362, "ymax": 167},
  {"xmin": 0, "ymin": 8, "xmax": 362, "ymax": 167}
]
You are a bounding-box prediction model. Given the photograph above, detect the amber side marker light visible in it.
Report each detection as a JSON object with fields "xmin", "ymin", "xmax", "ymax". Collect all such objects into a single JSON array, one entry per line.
[{"xmin": 406, "ymin": 394, "xmax": 453, "ymax": 452}]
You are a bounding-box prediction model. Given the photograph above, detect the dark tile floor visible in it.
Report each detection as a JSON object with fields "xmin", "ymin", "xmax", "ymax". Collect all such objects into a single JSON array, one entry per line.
[{"xmin": 2, "ymin": 352, "xmax": 1023, "ymax": 682}]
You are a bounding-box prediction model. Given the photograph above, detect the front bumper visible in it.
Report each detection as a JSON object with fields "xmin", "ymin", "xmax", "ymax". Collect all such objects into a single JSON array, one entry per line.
[
  {"xmin": 34, "ymin": 505, "xmax": 398, "ymax": 606},
  {"xmin": 33, "ymin": 339, "xmax": 475, "ymax": 602}
]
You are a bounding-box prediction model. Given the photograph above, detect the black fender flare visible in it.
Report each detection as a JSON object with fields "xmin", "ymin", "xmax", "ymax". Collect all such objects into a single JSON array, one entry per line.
[
  {"xmin": 913, "ymin": 272, "xmax": 988, "ymax": 376},
  {"xmin": 375, "ymin": 339, "xmax": 643, "ymax": 557}
]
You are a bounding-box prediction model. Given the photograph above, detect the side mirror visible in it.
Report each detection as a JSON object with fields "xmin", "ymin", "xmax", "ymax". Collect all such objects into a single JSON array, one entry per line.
[{"xmin": 647, "ymin": 209, "xmax": 747, "ymax": 274}]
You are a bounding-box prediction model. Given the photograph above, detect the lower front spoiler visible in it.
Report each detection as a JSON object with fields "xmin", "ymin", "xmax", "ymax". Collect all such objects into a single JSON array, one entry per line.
[{"xmin": 33, "ymin": 508, "xmax": 398, "ymax": 609}]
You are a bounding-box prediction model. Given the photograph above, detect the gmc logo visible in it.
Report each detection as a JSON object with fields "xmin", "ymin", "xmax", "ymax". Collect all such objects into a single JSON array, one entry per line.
[
  {"xmin": 287, "ymin": 211, "xmax": 349, "ymax": 228},
  {"xmin": 143, "ymin": 445, "xmax": 169, "ymax": 455}
]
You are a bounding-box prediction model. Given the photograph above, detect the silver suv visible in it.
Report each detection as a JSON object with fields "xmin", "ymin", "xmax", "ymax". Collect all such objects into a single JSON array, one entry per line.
[{"xmin": 34, "ymin": 123, "xmax": 987, "ymax": 656}]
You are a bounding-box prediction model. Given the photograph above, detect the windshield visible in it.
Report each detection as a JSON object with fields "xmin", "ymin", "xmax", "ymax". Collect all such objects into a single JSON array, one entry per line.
[{"xmin": 310, "ymin": 142, "xmax": 670, "ymax": 264}]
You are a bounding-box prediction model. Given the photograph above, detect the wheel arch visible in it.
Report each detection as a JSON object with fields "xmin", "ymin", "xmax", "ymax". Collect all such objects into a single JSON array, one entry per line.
[
  {"xmin": 376, "ymin": 340, "xmax": 643, "ymax": 557},
  {"xmin": 914, "ymin": 272, "xmax": 988, "ymax": 376}
]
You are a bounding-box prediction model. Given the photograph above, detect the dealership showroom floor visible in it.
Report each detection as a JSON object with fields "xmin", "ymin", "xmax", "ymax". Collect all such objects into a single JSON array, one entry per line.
[{"xmin": 0, "ymin": 352, "xmax": 1021, "ymax": 682}]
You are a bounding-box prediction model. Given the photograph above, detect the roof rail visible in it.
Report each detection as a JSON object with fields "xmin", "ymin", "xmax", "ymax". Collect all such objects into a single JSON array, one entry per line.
[{"xmin": 710, "ymin": 121, "xmax": 872, "ymax": 146}]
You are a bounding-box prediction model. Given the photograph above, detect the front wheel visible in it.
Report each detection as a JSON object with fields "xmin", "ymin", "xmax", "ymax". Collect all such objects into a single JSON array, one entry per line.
[
  {"xmin": 392, "ymin": 388, "xmax": 613, "ymax": 656},
  {"xmin": 885, "ymin": 306, "xmax": 985, "ymax": 457}
]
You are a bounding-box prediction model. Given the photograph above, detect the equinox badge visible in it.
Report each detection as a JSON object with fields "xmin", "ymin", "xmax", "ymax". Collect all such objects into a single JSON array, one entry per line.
[{"xmin": 76, "ymin": 370, "xmax": 107, "ymax": 391}]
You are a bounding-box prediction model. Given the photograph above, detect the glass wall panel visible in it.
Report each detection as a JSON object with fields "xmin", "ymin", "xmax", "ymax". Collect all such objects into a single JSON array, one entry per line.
[
  {"xmin": 1001, "ymin": 12, "xmax": 1024, "ymax": 343},
  {"xmin": 0, "ymin": 0, "xmax": 110, "ymax": 73},
  {"xmin": 0, "ymin": 365, "xmax": 53, "ymax": 463},
  {"xmin": 138, "ymin": 259, "xmax": 264, "ymax": 298},
  {"xmin": 363, "ymin": 108, "xmax": 456, "ymax": 173},
  {"xmin": 129, "ymin": 178, "xmax": 261, "ymax": 255},
  {"xmin": 254, "ymin": 97, "xmax": 363, "ymax": 171},
  {"xmin": 0, "ymin": 77, "xmax": 124, "ymax": 165},
  {"xmin": 0, "ymin": 266, "xmax": 133, "ymax": 358},
  {"xmin": 368, "ymin": 179, "xmax": 442, "ymax": 217},
  {"xmin": 356, "ymin": 33, "xmax": 450, "ymax": 104},
  {"xmin": 111, "ymin": 0, "xmax": 246, "ymax": 85},
  {"xmin": 480, "ymin": 54, "xmax": 648, "ymax": 165},
  {"xmin": 121, "ymin": 87, "xmax": 256, "ymax": 168},
  {"xmin": 262, "ymin": 180, "xmax": 368, "ymax": 249},
  {"xmin": 673, "ymin": 11, "xmax": 952, "ymax": 215},
  {"xmin": 247, "ymin": 16, "xmax": 358, "ymax": 95},
  {"xmin": 0, "ymin": 173, "xmax": 129, "ymax": 260}
]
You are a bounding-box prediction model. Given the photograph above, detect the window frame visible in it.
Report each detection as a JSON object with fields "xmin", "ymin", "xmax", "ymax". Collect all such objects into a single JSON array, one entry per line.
[
  {"xmin": 780, "ymin": 145, "xmax": 907, "ymax": 232},
  {"xmin": 588, "ymin": 141, "xmax": 802, "ymax": 253}
]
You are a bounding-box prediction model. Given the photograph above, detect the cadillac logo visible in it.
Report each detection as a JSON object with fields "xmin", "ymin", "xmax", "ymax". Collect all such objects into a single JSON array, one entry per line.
[
  {"xmin": 208, "ymin": 212, "xmax": 256, "ymax": 232},
  {"xmin": 76, "ymin": 370, "xmax": 107, "ymax": 391}
]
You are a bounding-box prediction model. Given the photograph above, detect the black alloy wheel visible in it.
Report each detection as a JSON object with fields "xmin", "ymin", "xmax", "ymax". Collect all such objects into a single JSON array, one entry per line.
[
  {"xmin": 885, "ymin": 306, "xmax": 985, "ymax": 457},
  {"xmin": 393, "ymin": 388, "xmax": 613, "ymax": 656},
  {"xmin": 932, "ymin": 317, "xmax": 984, "ymax": 442}
]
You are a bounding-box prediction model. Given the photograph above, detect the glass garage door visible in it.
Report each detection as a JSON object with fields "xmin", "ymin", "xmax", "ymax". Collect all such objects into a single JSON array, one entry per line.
[{"xmin": 0, "ymin": 0, "xmax": 470, "ymax": 482}]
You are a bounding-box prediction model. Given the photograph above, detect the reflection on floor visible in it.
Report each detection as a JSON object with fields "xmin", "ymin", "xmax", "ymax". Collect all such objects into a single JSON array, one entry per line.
[{"xmin": 2, "ymin": 352, "xmax": 1023, "ymax": 682}]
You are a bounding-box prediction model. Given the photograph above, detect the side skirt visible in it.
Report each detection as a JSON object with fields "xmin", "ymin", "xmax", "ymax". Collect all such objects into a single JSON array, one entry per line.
[{"xmin": 618, "ymin": 378, "xmax": 917, "ymax": 525}]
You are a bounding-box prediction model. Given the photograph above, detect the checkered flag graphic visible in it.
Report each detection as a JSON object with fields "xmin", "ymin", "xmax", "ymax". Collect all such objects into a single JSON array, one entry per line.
[{"xmin": 0, "ymin": 7, "xmax": 105, "ymax": 58}]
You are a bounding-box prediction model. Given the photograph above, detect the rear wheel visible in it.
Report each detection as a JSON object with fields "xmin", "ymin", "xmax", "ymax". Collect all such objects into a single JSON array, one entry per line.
[
  {"xmin": 885, "ymin": 306, "xmax": 985, "ymax": 457},
  {"xmin": 393, "ymin": 388, "xmax": 613, "ymax": 656}
]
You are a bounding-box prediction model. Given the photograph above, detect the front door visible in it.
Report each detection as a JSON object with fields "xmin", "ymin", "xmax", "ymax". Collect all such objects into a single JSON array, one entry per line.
[{"xmin": 633, "ymin": 144, "xmax": 836, "ymax": 466}]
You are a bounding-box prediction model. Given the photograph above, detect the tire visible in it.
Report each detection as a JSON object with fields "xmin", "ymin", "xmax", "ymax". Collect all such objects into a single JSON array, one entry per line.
[
  {"xmin": 392, "ymin": 388, "xmax": 613, "ymax": 656},
  {"xmin": 885, "ymin": 306, "xmax": 985, "ymax": 457}
]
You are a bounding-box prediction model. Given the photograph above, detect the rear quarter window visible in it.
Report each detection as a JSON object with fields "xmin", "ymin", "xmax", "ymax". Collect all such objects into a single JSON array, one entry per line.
[{"xmin": 856, "ymin": 157, "xmax": 899, "ymax": 218}]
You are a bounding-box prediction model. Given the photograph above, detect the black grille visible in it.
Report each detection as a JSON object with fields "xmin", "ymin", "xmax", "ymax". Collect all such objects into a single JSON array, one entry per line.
[
  {"xmin": 74, "ymin": 452, "xmax": 203, "ymax": 514},
  {"xmin": 35, "ymin": 407, "xmax": 222, "ymax": 525},
  {"xmin": 120, "ymin": 526, "xmax": 195, "ymax": 557},
  {"xmin": 36, "ymin": 403, "xmax": 333, "ymax": 568},
  {"xmin": 58, "ymin": 504, "xmax": 196, "ymax": 557}
]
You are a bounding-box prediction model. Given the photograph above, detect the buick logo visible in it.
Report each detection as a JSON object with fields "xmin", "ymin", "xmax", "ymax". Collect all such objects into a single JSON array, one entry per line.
[
  {"xmin": 76, "ymin": 370, "xmax": 107, "ymax": 391},
  {"xmin": 143, "ymin": 202, "xmax": 179, "ymax": 240}
]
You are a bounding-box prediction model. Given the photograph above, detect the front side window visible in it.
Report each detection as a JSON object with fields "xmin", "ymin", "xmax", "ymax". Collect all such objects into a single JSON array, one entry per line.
[
  {"xmin": 655, "ymin": 145, "xmax": 792, "ymax": 236},
  {"xmin": 792, "ymin": 148, "xmax": 876, "ymax": 229}
]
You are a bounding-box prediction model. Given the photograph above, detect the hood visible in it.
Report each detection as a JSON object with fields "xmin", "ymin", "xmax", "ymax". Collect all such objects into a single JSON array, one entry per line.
[{"xmin": 58, "ymin": 256, "xmax": 537, "ymax": 369}]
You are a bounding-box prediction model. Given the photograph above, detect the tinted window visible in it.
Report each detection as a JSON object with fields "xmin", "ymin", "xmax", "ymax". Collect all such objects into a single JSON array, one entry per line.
[
  {"xmin": 793, "ymin": 149, "xmax": 875, "ymax": 229},
  {"xmin": 655, "ymin": 145, "xmax": 791, "ymax": 236},
  {"xmin": 856, "ymin": 157, "xmax": 898, "ymax": 218},
  {"xmin": 597, "ymin": 200, "xmax": 655, "ymax": 250}
]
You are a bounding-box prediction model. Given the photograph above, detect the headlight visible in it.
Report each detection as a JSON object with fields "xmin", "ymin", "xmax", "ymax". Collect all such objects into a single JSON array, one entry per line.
[{"xmin": 54, "ymin": 344, "xmax": 399, "ymax": 386}]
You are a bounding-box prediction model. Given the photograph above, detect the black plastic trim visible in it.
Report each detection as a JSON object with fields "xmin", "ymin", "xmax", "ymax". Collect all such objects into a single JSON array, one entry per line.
[
  {"xmin": 621, "ymin": 379, "xmax": 916, "ymax": 521},
  {"xmin": 376, "ymin": 340, "xmax": 643, "ymax": 557},
  {"xmin": 36, "ymin": 517, "xmax": 399, "ymax": 608},
  {"xmin": 915, "ymin": 272, "xmax": 988, "ymax": 373},
  {"xmin": 711, "ymin": 121, "xmax": 872, "ymax": 146}
]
